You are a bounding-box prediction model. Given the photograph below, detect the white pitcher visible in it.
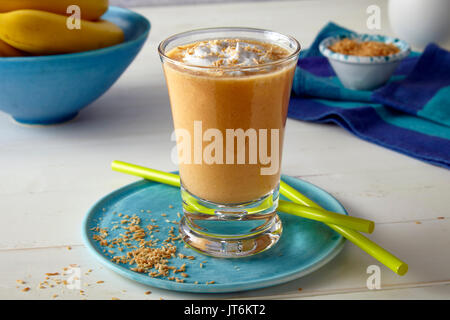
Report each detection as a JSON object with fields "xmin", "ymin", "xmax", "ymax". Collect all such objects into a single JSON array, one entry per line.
[{"xmin": 388, "ymin": 0, "xmax": 450, "ymax": 49}]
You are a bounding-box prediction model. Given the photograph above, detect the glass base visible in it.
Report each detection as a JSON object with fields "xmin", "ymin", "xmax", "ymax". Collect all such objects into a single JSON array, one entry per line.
[
  {"xmin": 179, "ymin": 183, "xmax": 282, "ymax": 257},
  {"xmin": 179, "ymin": 214, "xmax": 282, "ymax": 258}
]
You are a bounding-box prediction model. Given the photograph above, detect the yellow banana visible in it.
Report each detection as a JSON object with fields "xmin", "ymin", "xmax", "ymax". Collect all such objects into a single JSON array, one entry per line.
[
  {"xmin": 0, "ymin": 39, "xmax": 26, "ymax": 57},
  {"xmin": 0, "ymin": 0, "xmax": 108, "ymax": 21},
  {"xmin": 0, "ymin": 10, "xmax": 124, "ymax": 55}
]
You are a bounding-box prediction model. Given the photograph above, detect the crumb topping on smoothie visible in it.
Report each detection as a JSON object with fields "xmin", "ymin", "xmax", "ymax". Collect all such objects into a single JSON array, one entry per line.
[{"xmin": 169, "ymin": 39, "xmax": 290, "ymax": 68}]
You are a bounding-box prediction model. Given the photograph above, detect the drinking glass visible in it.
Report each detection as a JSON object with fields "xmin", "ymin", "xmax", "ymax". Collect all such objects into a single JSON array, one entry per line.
[{"xmin": 159, "ymin": 27, "xmax": 300, "ymax": 257}]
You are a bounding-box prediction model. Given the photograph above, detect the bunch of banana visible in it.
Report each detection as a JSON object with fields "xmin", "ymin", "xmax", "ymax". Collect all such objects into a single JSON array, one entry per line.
[{"xmin": 0, "ymin": 0, "xmax": 124, "ymax": 57}]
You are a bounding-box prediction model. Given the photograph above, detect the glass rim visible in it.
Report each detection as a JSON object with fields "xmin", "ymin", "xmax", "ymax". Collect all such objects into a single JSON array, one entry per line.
[{"xmin": 158, "ymin": 27, "xmax": 301, "ymax": 71}]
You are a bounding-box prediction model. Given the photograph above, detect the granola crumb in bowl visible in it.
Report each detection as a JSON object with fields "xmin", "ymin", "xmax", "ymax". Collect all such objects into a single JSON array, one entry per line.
[
  {"xmin": 328, "ymin": 38, "xmax": 400, "ymax": 56},
  {"xmin": 319, "ymin": 34, "xmax": 410, "ymax": 90}
]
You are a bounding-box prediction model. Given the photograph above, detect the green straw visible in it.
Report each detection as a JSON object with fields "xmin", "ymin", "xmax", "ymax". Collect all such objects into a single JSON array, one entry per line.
[
  {"xmin": 111, "ymin": 160, "xmax": 407, "ymax": 275},
  {"xmin": 280, "ymin": 180, "xmax": 408, "ymax": 276},
  {"xmin": 111, "ymin": 160, "xmax": 373, "ymax": 233},
  {"xmin": 277, "ymin": 201, "xmax": 374, "ymax": 234}
]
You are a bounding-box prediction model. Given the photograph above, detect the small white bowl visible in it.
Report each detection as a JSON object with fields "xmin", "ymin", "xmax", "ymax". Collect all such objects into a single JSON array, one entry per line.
[{"xmin": 319, "ymin": 34, "xmax": 410, "ymax": 90}]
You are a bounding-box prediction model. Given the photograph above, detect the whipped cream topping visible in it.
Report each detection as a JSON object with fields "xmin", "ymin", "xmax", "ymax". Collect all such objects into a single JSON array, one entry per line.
[{"xmin": 179, "ymin": 39, "xmax": 287, "ymax": 68}]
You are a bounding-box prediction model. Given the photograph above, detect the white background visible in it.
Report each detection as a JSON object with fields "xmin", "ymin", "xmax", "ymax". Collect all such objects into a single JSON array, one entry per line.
[{"xmin": 0, "ymin": 0, "xmax": 449, "ymax": 299}]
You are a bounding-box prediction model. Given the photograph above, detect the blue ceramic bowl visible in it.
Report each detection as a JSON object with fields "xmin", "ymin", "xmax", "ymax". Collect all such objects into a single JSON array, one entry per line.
[
  {"xmin": 319, "ymin": 34, "xmax": 410, "ymax": 90},
  {"xmin": 0, "ymin": 7, "xmax": 150, "ymax": 125}
]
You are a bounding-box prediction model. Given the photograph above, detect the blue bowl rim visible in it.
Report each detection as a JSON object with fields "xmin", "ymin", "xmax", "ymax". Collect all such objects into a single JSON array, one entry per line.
[
  {"xmin": 319, "ymin": 33, "xmax": 410, "ymax": 64},
  {"xmin": 0, "ymin": 6, "xmax": 150, "ymax": 63}
]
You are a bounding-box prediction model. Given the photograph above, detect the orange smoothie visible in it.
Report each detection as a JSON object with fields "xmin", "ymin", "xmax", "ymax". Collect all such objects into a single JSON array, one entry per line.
[{"xmin": 163, "ymin": 39, "xmax": 297, "ymax": 204}]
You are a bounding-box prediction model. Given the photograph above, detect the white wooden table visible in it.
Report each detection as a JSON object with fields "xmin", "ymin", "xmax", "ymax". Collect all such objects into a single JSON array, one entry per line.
[{"xmin": 1, "ymin": 0, "xmax": 449, "ymax": 300}]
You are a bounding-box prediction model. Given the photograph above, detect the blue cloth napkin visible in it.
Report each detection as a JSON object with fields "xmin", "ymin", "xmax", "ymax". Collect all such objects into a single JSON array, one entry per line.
[
  {"xmin": 289, "ymin": 22, "xmax": 450, "ymax": 169},
  {"xmin": 372, "ymin": 44, "xmax": 450, "ymax": 127}
]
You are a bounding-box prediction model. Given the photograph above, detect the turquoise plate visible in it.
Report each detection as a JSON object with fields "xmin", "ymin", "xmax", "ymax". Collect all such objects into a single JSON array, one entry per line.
[{"xmin": 82, "ymin": 175, "xmax": 347, "ymax": 293}]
